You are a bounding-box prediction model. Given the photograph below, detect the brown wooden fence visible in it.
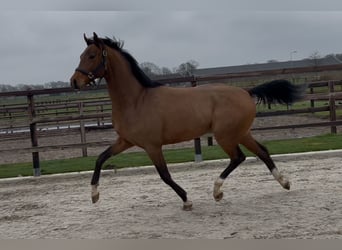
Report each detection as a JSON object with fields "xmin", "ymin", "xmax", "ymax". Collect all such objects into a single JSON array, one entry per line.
[{"xmin": 1, "ymin": 65, "xmax": 342, "ymax": 176}]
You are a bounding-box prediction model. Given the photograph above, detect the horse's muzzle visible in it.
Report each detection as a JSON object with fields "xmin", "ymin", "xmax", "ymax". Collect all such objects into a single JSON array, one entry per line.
[
  {"xmin": 70, "ymin": 72, "xmax": 83, "ymax": 90},
  {"xmin": 71, "ymin": 79, "xmax": 80, "ymax": 90}
]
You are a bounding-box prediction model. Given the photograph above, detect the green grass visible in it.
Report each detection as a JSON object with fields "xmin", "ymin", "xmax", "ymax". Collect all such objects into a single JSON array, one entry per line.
[
  {"xmin": 1, "ymin": 133, "xmax": 342, "ymax": 179},
  {"xmin": 256, "ymin": 100, "xmax": 342, "ymax": 119}
]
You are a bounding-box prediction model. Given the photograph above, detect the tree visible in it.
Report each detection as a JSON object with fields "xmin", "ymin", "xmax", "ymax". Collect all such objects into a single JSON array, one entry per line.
[
  {"xmin": 161, "ymin": 67, "xmax": 172, "ymax": 75},
  {"xmin": 140, "ymin": 62, "xmax": 162, "ymax": 77},
  {"xmin": 44, "ymin": 81, "xmax": 69, "ymax": 89},
  {"xmin": 309, "ymin": 51, "xmax": 321, "ymax": 67},
  {"xmin": 0, "ymin": 84, "xmax": 19, "ymax": 92},
  {"xmin": 175, "ymin": 60, "xmax": 199, "ymax": 76}
]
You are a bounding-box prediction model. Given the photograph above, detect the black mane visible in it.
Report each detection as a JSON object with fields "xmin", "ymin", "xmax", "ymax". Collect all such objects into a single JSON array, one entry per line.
[{"xmin": 90, "ymin": 36, "xmax": 163, "ymax": 88}]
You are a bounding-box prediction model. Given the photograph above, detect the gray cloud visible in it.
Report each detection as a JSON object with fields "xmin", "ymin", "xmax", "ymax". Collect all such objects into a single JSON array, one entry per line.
[
  {"xmin": 1, "ymin": 8, "xmax": 342, "ymax": 85},
  {"xmin": 4, "ymin": 0, "xmax": 342, "ymax": 11}
]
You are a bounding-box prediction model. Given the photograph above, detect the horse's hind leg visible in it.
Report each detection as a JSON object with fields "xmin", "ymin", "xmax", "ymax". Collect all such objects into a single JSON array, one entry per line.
[
  {"xmin": 240, "ymin": 133, "xmax": 290, "ymax": 190},
  {"xmin": 213, "ymin": 144, "xmax": 246, "ymax": 201},
  {"xmin": 91, "ymin": 137, "xmax": 133, "ymax": 203},
  {"xmin": 145, "ymin": 147, "xmax": 192, "ymax": 211}
]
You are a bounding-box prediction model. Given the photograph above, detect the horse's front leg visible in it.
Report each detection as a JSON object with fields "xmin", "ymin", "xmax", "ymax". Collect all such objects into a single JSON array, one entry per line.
[
  {"xmin": 91, "ymin": 137, "xmax": 132, "ymax": 203},
  {"xmin": 145, "ymin": 147, "xmax": 192, "ymax": 211}
]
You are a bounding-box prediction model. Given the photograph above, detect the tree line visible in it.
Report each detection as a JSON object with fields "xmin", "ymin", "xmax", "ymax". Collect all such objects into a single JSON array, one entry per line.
[
  {"xmin": 2, "ymin": 52, "xmax": 342, "ymax": 92},
  {"xmin": 0, "ymin": 60, "xmax": 199, "ymax": 92}
]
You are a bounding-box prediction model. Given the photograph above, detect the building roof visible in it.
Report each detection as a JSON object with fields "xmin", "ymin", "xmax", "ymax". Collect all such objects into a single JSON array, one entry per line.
[{"xmin": 193, "ymin": 56, "xmax": 342, "ymax": 77}]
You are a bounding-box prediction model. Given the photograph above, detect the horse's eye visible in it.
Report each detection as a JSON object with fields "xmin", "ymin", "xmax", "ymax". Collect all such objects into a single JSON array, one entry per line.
[{"xmin": 89, "ymin": 55, "xmax": 96, "ymax": 59}]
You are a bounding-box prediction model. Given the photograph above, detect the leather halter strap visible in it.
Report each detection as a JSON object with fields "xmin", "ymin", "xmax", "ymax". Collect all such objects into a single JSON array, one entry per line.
[{"xmin": 75, "ymin": 49, "xmax": 107, "ymax": 83}]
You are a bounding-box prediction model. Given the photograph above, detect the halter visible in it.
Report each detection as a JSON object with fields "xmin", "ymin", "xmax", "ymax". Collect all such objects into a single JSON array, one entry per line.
[{"xmin": 75, "ymin": 49, "xmax": 107, "ymax": 86}]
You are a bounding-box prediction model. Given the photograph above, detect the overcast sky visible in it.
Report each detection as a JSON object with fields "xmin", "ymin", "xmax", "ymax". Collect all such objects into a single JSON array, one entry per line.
[{"xmin": 2, "ymin": 0, "xmax": 342, "ymax": 86}]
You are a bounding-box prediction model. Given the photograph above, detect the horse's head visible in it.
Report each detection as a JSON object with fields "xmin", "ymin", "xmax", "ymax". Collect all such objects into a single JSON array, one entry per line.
[{"xmin": 70, "ymin": 32, "xmax": 107, "ymax": 90}]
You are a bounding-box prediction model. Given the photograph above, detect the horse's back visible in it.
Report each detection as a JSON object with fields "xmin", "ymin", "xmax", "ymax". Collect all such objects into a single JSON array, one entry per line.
[
  {"xmin": 151, "ymin": 84, "xmax": 255, "ymax": 120},
  {"xmin": 142, "ymin": 84, "xmax": 256, "ymax": 145},
  {"xmin": 194, "ymin": 84, "xmax": 256, "ymax": 115}
]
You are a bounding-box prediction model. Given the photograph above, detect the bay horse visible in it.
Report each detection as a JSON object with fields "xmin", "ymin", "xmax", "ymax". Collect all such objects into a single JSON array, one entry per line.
[{"xmin": 70, "ymin": 33, "xmax": 304, "ymax": 210}]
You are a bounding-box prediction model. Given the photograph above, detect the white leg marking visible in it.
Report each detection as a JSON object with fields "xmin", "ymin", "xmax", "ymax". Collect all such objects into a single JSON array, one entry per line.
[
  {"xmin": 183, "ymin": 200, "xmax": 193, "ymax": 211},
  {"xmin": 91, "ymin": 184, "xmax": 100, "ymax": 203},
  {"xmin": 272, "ymin": 169, "xmax": 290, "ymax": 190},
  {"xmin": 271, "ymin": 168, "xmax": 281, "ymax": 180},
  {"xmin": 213, "ymin": 177, "xmax": 225, "ymax": 201}
]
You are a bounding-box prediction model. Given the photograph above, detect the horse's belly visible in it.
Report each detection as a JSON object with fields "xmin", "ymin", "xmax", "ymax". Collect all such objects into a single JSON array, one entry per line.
[{"xmin": 162, "ymin": 117, "xmax": 211, "ymax": 144}]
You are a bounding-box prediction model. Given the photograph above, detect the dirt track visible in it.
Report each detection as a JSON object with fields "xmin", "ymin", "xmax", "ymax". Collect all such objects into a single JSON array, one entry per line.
[{"xmin": 0, "ymin": 150, "xmax": 341, "ymax": 239}]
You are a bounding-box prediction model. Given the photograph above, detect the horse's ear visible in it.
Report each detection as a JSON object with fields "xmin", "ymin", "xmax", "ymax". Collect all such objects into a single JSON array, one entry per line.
[
  {"xmin": 93, "ymin": 32, "xmax": 102, "ymax": 47},
  {"xmin": 83, "ymin": 33, "xmax": 91, "ymax": 46}
]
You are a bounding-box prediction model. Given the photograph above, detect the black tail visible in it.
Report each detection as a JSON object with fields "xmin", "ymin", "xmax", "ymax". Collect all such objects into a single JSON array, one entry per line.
[{"xmin": 248, "ymin": 79, "xmax": 305, "ymax": 105}]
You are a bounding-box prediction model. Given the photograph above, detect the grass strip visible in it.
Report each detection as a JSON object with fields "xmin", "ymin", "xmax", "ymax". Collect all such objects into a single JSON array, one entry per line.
[{"xmin": 0, "ymin": 133, "xmax": 341, "ymax": 179}]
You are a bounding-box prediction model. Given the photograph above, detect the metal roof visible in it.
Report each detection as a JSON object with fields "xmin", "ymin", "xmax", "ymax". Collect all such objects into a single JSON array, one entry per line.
[{"xmin": 194, "ymin": 56, "xmax": 342, "ymax": 77}]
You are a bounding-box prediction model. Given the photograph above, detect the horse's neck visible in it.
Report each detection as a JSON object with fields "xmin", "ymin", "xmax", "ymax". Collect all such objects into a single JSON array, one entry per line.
[{"xmin": 105, "ymin": 50, "xmax": 144, "ymax": 115}]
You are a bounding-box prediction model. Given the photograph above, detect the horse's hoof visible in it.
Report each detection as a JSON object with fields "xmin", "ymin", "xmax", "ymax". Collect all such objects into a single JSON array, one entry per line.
[
  {"xmin": 183, "ymin": 201, "xmax": 193, "ymax": 211},
  {"xmin": 91, "ymin": 192, "xmax": 100, "ymax": 204},
  {"xmin": 277, "ymin": 173, "xmax": 291, "ymax": 190},
  {"xmin": 214, "ymin": 191, "xmax": 223, "ymax": 201},
  {"xmin": 283, "ymin": 180, "xmax": 291, "ymax": 190},
  {"xmin": 279, "ymin": 175, "xmax": 290, "ymax": 190}
]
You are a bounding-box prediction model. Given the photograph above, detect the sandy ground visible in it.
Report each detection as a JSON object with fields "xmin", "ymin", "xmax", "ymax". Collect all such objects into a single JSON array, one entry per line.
[{"xmin": 0, "ymin": 150, "xmax": 341, "ymax": 239}]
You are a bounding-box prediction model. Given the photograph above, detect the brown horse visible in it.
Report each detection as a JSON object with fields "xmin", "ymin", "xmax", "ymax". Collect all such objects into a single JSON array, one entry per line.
[{"xmin": 70, "ymin": 33, "xmax": 304, "ymax": 210}]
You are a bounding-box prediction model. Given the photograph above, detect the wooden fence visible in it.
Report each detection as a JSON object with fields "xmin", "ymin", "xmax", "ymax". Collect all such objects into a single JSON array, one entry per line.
[{"xmin": 1, "ymin": 65, "xmax": 342, "ymax": 176}]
